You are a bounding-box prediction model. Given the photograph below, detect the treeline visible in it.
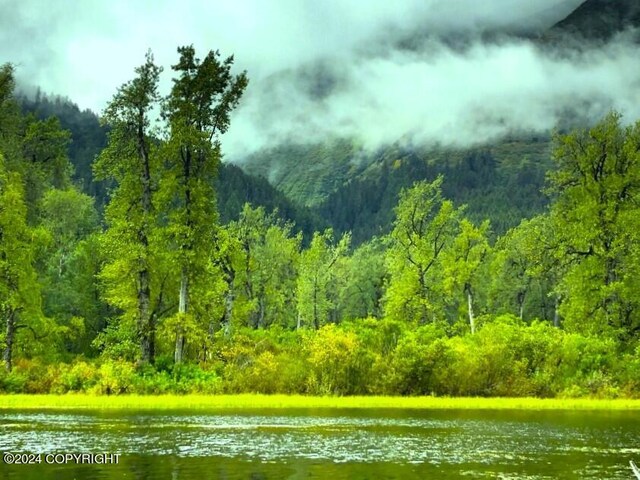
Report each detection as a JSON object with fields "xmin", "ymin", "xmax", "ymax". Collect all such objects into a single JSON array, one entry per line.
[{"xmin": 1, "ymin": 50, "xmax": 639, "ymax": 397}]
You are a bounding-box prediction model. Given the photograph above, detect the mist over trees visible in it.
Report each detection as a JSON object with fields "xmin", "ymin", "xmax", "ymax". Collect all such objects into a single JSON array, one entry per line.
[{"xmin": 1, "ymin": 44, "xmax": 640, "ymax": 397}]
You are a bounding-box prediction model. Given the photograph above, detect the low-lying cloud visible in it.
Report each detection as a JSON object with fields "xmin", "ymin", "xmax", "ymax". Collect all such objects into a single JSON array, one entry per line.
[
  {"xmin": 223, "ymin": 31, "xmax": 640, "ymax": 158},
  {"xmin": 5, "ymin": 0, "xmax": 638, "ymax": 161}
]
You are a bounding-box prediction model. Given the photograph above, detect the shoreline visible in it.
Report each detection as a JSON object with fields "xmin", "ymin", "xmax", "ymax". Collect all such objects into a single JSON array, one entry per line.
[{"xmin": 1, "ymin": 394, "xmax": 639, "ymax": 410}]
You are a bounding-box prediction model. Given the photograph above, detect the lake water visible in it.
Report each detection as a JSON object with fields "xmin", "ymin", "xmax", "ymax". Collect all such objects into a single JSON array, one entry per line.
[{"xmin": 0, "ymin": 408, "xmax": 638, "ymax": 479}]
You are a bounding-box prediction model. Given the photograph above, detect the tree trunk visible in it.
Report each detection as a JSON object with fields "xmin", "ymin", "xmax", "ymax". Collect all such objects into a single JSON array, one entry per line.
[
  {"xmin": 137, "ymin": 117, "xmax": 155, "ymax": 364},
  {"xmin": 216, "ymin": 266, "xmax": 235, "ymax": 338},
  {"xmin": 466, "ymin": 287, "xmax": 476, "ymax": 335},
  {"xmin": 312, "ymin": 275, "xmax": 319, "ymax": 329},
  {"xmin": 418, "ymin": 270, "xmax": 429, "ymax": 325},
  {"xmin": 138, "ymin": 269, "xmax": 154, "ymax": 364},
  {"xmin": 174, "ymin": 332, "xmax": 185, "ymax": 365},
  {"xmin": 174, "ymin": 144, "xmax": 194, "ymax": 365},
  {"xmin": 553, "ymin": 296, "xmax": 560, "ymax": 328},
  {"xmin": 258, "ymin": 296, "xmax": 265, "ymax": 329},
  {"xmin": 174, "ymin": 268, "xmax": 188, "ymax": 364},
  {"xmin": 222, "ymin": 287, "xmax": 234, "ymax": 334},
  {"xmin": 3, "ymin": 310, "xmax": 15, "ymax": 372},
  {"xmin": 517, "ymin": 290, "xmax": 526, "ymax": 321}
]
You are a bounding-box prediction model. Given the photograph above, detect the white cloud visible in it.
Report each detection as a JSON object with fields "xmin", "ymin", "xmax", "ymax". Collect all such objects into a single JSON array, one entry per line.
[
  {"xmin": 222, "ymin": 35, "xmax": 640, "ymax": 157},
  {"xmin": 8, "ymin": 0, "xmax": 637, "ymax": 161},
  {"xmin": 2, "ymin": 0, "xmax": 583, "ymax": 107}
]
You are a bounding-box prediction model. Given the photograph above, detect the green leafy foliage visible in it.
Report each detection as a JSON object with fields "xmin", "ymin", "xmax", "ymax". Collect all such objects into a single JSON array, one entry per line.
[
  {"xmin": 18, "ymin": 91, "xmax": 110, "ymax": 205},
  {"xmin": 441, "ymin": 218, "xmax": 491, "ymax": 333},
  {"xmin": 297, "ymin": 229, "xmax": 350, "ymax": 329},
  {"xmin": 94, "ymin": 53, "xmax": 168, "ymax": 365},
  {"xmin": 384, "ymin": 176, "xmax": 462, "ymax": 324},
  {"xmin": 0, "ymin": 319, "xmax": 633, "ymax": 398},
  {"xmin": 337, "ymin": 239, "xmax": 387, "ymax": 319},
  {"xmin": 489, "ymin": 215, "xmax": 556, "ymax": 322},
  {"xmin": 2, "ymin": 52, "xmax": 640, "ymax": 399},
  {"xmin": 548, "ymin": 113, "xmax": 640, "ymax": 340},
  {"xmin": 225, "ymin": 204, "xmax": 301, "ymax": 329},
  {"xmin": 0, "ymin": 153, "xmax": 52, "ymax": 371},
  {"xmin": 161, "ymin": 46, "xmax": 248, "ymax": 363}
]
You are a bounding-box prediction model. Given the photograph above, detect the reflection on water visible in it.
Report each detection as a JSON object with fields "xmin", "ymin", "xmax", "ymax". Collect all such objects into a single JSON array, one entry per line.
[{"xmin": 0, "ymin": 408, "xmax": 638, "ymax": 479}]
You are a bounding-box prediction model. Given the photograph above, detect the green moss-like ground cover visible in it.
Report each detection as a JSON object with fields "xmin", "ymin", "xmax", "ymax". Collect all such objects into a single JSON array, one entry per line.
[{"xmin": 1, "ymin": 394, "xmax": 639, "ymax": 410}]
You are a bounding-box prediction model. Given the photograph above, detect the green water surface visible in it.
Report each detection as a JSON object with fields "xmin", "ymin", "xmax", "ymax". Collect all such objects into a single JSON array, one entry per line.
[{"xmin": 0, "ymin": 408, "xmax": 638, "ymax": 479}]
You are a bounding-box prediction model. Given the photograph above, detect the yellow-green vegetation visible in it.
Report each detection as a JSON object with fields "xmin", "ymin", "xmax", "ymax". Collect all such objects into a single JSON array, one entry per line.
[
  {"xmin": 1, "ymin": 317, "xmax": 639, "ymax": 398},
  {"xmin": 2, "ymin": 394, "xmax": 640, "ymax": 411}
]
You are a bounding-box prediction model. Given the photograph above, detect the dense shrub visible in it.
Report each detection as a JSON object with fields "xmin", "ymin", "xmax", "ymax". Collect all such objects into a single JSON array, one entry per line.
[
  {"xmin": 306, "ymin": 324, "xmax": 374, "ymax": 395},
  {"xmin": 220, "ymin": 327, "xmax": 308, "ymax": 394},
  {"xmin": 0, "ymin": 318, "xmax": 636, "ymax": 397},
  {"xmin": 50, "ymin": 361, "xmax": 99, "ymax": 393}
]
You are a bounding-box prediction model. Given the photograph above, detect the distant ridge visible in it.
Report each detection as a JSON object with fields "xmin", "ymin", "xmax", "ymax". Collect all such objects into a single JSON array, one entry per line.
[{"xmin": 549, "ymin": 0, "xmax": 640, "ymax": 41}]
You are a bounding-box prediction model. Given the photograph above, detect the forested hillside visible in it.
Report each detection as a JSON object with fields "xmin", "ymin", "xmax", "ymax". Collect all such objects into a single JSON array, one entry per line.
[
  {"xmin": 240, "ymin": 137, "xmax": 552, "ymax": 238},
  {"xmin": 17, "ymin": 91, "xmax": 110, "ymax": 203},
  {"xmin": 315, "ymin": 138, "xmax": 552, "ymax": 243}
]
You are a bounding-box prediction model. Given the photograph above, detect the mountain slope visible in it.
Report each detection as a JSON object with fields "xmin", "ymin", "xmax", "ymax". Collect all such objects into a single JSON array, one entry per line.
[
  {"xmin": 18, "ymin": 92, "xmax": 109, "ymax": 203},
  {"xmin": 548, "ymin": 0, "xmax": 640, "ymax": 41},
  {"xmin": 315, "ymin": 137, "xmax": 552, "ymax": 244},
  {"xmin": 240, "ymin": 139, "xmax": 366, "ymax": 208}
]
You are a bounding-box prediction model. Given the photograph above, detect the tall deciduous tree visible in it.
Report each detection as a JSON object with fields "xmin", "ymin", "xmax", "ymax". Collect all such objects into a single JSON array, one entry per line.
[
  {"xmin": 22, "ymin": 116, "xmax": 73, "ymax": 194},
  {"xmin": 162, "ymin": 46, "xmax": 248, "ymax": 363},
  {"xmin": 548, "ymin": 112, "xmax": 640, "ymax": 340},
  {"xmin": 384, "ymin": 176, "xmax": 461, "ymax": 324},
  {"xmin": 442, "ymin": 218, "xmax": 491, "ymax": 333},
  {"xmin": 94, "ymin": 53, "xmax": 165, "ymax": 364},
  {"xmin": 490, "ymin": 215, "xmax": 559, "ymax": 324},
  {"xmin": 39, "ymin": 188, "xmax": 104, "ymax": 353},
  {"xmin": 338, "ymin": 238, "xmax": 387, "ymax": 320},
  {"xmin": 297, "ymin": 229, "xmax": 350, "ymax": 329},
  {"xmin": 0, "ymin": 153, "xmax": 47, "ymax": 371},
  {"xmin": 228, "ymin": 204, "xmax": 301, "ymax": 329},
  {"xmin": 0, "ymin": 64, "xmax": 19, "ymax": 143}
]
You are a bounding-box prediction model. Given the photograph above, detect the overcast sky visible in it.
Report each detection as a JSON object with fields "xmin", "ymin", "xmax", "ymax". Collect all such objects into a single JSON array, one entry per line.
[{"xmin": 4, "ymin": 0, "xmax": 640, "ymax": 159}]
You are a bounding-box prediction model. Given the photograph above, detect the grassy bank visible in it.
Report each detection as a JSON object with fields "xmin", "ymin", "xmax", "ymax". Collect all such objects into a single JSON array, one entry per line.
[{"xmin": 1, "ymin": 394, "xmax": 640, "ymax": 410}]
